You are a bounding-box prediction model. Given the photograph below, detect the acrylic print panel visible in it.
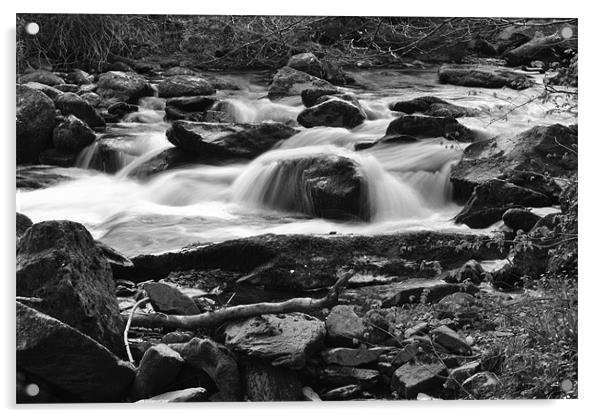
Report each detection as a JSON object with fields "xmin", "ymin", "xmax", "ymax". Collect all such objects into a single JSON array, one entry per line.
[{"xmin": 15, "ymin": 14, "xmax": 578, "ymax": 403}]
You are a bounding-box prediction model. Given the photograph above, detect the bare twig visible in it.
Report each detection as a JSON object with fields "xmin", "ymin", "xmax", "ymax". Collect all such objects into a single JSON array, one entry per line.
[{"xmin": 124, "ymin": 296, "xmax": 150, "ymax": 363}]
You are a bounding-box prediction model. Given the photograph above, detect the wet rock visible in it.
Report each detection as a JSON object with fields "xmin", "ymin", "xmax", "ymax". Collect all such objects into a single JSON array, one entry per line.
[
  {"xmin": 52, "ymin": 114, "xmax": 96, "ymax": 153},
  {"xmin": 268, "ymin": 66, "xmax": 335, "ymax": 97},
  {"xmin": 16, "ymin": 213, "xmax": 33, "ymax": 238},
  {"xmin": 390, "ymin": 362, "xmax": 447, "ymax": 399},
  {"xmin": 23, "ymin": 81, "xmax": 63, "ymax": 101},
  {"xmin": 385, "ymin": 115, "xmax": 475, "ymax": 142},
  {"xmin": 65, "ymin": 69, "xmax": 94, "ymax": 85},
  {"xmin": 301, "ymin": 87, "xmax": 341, "ymax": 107},
  {"xmin": 157, "ymin": 75, "xmax": 215, "ymax": 98},
  {"xmin": 17, "ymin": 220, "xmax": 124, "ymax": 354},
  {"xmin": 96, "ymin": 71, "xmax": 154, "ymax": 103},
  {"xmin": 16, "ymin": 302, "xmax": 135, "ymax": 402},
  {"xmin": 224, "ymin": 313, "xmax": 325, "ymax": 369},
  {"xmin": 450, "ymin": 124, "xmax": 576, "ymax": 202},
  {"xmin": 106, "ymin": 102, "xmax": 138, "ymax": 120},
  {"xmin": 455, "ymin": 179, "xmax": 553, "ymax": 228},
  {"xmin": 430, "ymin": 326, "xmax": 471, "ymax": 355},
  {"xmin": 243, "ymin": 360, "xmax": 303, "ymax": 401},
  {"xmin": 19, "ymin": 70, "xmax": 64, "ymax": 86},
  {"xmin": 390, "ymin": 96, "xmax": 479, "ymax": 118},
  {"xmin": 130, "ymin": 344, "xmax": 184, "ymax": 400},
  {"xmin": 439, "ymin": 260, "xmax": 484, "ymax": 284},
  {"xmin": 297, "ymin": 98, "xmax": 366, "ymax": 129},
  {"xmin": 143, "ymin": 282, "xmax": 201, "ymax": 315},
  {"xmin": 55, "ymin": 92, "xmax": 106, "ymax": 129},
  {"xmin": 502, "ymin": 208, "xmax": 542, "ymax": 232},
  {"xmin": 169, "ymin": 337, "xmax": 242, "ymax": 401},
  {"xmin": 126, "ymin": 148, "xmax": 197, "ymax": 180},
  {"xmin": 16, "ymin": 85, "xmax": 56, "ymax": 163},
  {"xmin": 321, "ymin": 347, "xmax": 392, "ymax": 367},
  {"xmin": 438, "ymin": 64, "xmax": 534, "ymax": 90},
  {"xmin": 325, "ymin": 305, "xmax": 368, "ymax": 346},
  {"xmin": 166, "ymin": 120, "xmax": 298, "ymax": 160},
  {"xmin": 165, "ymin": 95, "xmax": 217, "ymax": 113},
  {"xmin": 321, "ymin": 384, "xmax": 362, "ymax": 400},
  {"xmin": 287, "ymin": 52, "xmax": 324, "ymax": 78},
  {"xmin": 136, "ymin": 387, "xmax": 207, "ymax": 403},
  {"xmin": 320, "ymin": 366, "xmax": 380, "ymax": 389}
]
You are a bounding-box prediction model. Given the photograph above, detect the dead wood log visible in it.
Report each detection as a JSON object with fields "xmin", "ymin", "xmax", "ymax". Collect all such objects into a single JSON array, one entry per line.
[{"xmin": 123, "ymin": 270, "xmax": 353, "ymax": 330}]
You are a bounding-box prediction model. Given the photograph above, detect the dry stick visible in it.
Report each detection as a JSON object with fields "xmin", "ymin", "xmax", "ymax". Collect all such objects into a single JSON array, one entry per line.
[
  {"xmin": 124, "ymin": 296, "xmax": 150, "ymax": 364},
  {"xmin": 124, "ymin": 271, "xmax": 354, "ymax": 330}
]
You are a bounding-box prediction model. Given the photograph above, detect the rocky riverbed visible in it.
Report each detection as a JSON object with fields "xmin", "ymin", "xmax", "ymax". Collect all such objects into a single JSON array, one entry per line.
[{"xmin": 16, "ymin": 47, "xmax": 578, "ymax": 402}]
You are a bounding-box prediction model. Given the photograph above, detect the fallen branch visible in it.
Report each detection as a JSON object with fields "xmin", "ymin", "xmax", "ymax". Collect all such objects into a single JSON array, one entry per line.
[
  {"xmin": 123, "ymin": 270, "xmax": 354, "ymax": 330},
  {"xmin": 124, "ymin": 296, "xmax": 149, "ymax": 363}
]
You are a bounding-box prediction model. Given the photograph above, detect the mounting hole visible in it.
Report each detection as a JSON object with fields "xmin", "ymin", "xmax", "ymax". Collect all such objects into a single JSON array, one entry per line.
[
  {"xmin": 25, "ymin": 383, "xmax": 40, "ymax": 397},
  {"xmin": 25, "ymin": 22, "xmax": 39, "ymax": 36},
  {"xmin": 560, "ymin": 26, "xmax": 573, "ymax": 40}
]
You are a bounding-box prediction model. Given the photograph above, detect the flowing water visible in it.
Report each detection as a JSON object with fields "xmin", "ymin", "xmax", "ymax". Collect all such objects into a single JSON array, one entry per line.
[{"xmin": 17, "ymin": 67, "xmax": 577, "ymax": 257}]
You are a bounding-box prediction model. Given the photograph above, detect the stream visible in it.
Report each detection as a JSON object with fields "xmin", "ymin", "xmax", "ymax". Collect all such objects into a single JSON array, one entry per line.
[{"xmin": 16, "ymin": 67, "xmax": 576, "ymax": 257}]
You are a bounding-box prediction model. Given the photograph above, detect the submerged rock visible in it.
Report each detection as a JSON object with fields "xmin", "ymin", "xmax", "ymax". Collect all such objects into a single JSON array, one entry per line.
[
  {"xmin": 297, "ymin": 98, "xmax": 366, "ymax": 129},
  {"xmin": 385, "ymin": 115, "xmax": 475, "ymax": 142},
  {"xmin": 268, "ymin": 66, "xmax": 335, "ymax": 97},
  {"xmin": 166, "ymin": 120, "xmax": 298, "ymax": 160},
  {"xmin": 17, "ymin": 220, "xmax": 124, "ymax": 354},
  {"xmin": 157, "ymin": 75, "xmax": 215, "ymax": 98},
  {"xmin": 390, "ymin": 96, "xmax": 479, "ymax": 118},
  {"xmin": 224, "ymin": 313, "xmax": 326, "ymax": 369},
  {"xmin": 16, "ymin": 302, "xmax": 135, "ymax": 402},
  {"xmin": 16, "ymin": 85, "xmax": 56, "ymax": 163},
  {"xmin": 438, "ymin": 64, "xmax": 534, "ymax": 90},
  {"xmin": 96, "ymin": 71, "xmax": 154, "ymax": 103}
]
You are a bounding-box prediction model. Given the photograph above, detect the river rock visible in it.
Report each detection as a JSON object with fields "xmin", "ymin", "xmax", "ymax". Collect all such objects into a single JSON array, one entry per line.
[
  {"xmin": 80, "ymin": 92, "xmax": 102, "ymax": 107},
  {"xmin": 502, "ymin": 208, "xmax": 542, "ymax": 232},
  {"xmin": 287, "ymin": 52, "xmax": 324, "ymax": 78},
  {"xmin": 390, "ymin": 96, "xmax": 479, "ymax": 118},
  {"xmin": 16, "ymin": 220, "xmax": 125, "ymax": 354},
  {"xmin": 143, "ymin": 282, "xmax": 201, "ymax": 315},
  {"xmin": 301, "ymin": 87, "xmax": 341, "ymax": 107},
  {"xmin": 243, "ymin": 360, "xmax": 303, "ymax": 401},
  {"xmin": 385, "ymin": 115, "xmax": 475, "ymax": 142},
  {"xmin": 16, "ymin": 84, "xmax": 56, "ymax": 163},
  {"xmin": 55, "ymin": 83, "xmax": 79, "ymax": 93},
  {"xmin": 450, "ymin": 124, "xmax": 577, "ymax": 202},
  {"xmin": 55, "ymin": 92, "xmax": 106, "ymax": 129},
  {"xmin": 444, "ymin": 360, "xmax": 481, "ymax": 390},
  {"xmin": 319, "ymin": 366, "xmax": 380, "ymax": 389},
  {"xmin": 136, "ymin": 387, "xmax": 207, "ymax": 403},
  {"xmin": 430, "ymin": 325, "xmax": 472, "ymax": 355},
  {"xmin": 106, "ymin": 102, "xmax": 138, "ymax": 120},
  {"xmin": 52, "ymin": 114, "xmax": 96, "ymax": 153},
  {"xmin": 96, "ymin": 71, "xmax": 154, "ymax": 103},
  {"xmin": 166, "ymin": 120, "xmax": 298, "ymax": 159},
  {"xmin": 130, "ymin": 344, "xmax": 184, "ymax": 400},
  {"xmin": 455, "ymin": 179, "xmax": 553, "ymax": 228},
  {"xmin": 268, "ymin": 66, "xmax": 335, "ymax": 97},
  {"xmin": 65, "ymin": 69, "xmax": 94, "ymax": 85},
  {"xmin": 157, "ymin": 75, "xmax": 215, "ymax": 98},
  {"xmin": 127, "ymin": 147, "xmax": 197, "ymax": 180},
  {"xmin": 16, "ymin": 302, "xmax": 135, "ymax": 402},
  {"xmin": 166, "ymin": 96, "xmax": 217, "ymax": 112},
  {"xmin": 23, "ymin": 81, "xmax": 63, "ymax": 101},
  {"xmin": 297, "ymin": 97, "xmax": 366, "ymax": 129},
  {"xmin": 325, "ymin": 305, "xmax": 368, "ymax": 346},
  {"xmin": 435, "ymin": 292, "xmax": 478, "ymax": 321},
  {"xmin": 321, "ymin": 384, "xmax": 362, "ymax": 400},
  {"xmin": 224, "ymin": 313, "xmax": 325, "ymax": 369},
  {"xmin": 390, "ymin": 362, "xmax": 447, "ymax": 399},
  {"xmin": 439, "ymin": 260, "xmax": 484, "ymax": 284},
  {"xmin": 19, "ymin": 70, "xmax": 65, "ymax": 86},
  {"xmin": 321, "ymin": 346, "xmax": 391, "ymax": 367},
  {"xmin": 16, "ymin": 213, "xmax": 33, "ymax": 238},
  {"xmin": 438, "ymin": 64, "xmax": 534, "ymax": 90}
]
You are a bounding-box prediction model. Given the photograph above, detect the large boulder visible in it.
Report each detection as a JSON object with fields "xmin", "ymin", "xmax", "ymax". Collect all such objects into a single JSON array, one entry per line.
[
  {"xmin": 301, "ymin": 87, "xmax": 341, "ymax": 107},
  {"xmin": 52, "ymin": 115, "xmax": 96, "ymax": 153},
  {"xmin": 224, "ymin": 313, "xmax": 326, "ymax": 369},
  {"xmin": 455, "ymin": 179, "xmax": 553, "ymax": 228},
  {"xmin": 55, "ymin": 92, "xmax": 106, "ymax": 129},
  {"xmin": 287, "ymin": 52, "xmax": 324, "ymax": 78},
  {"xmin": 16, "ymin": 212, "xmax": 33, "ymax": 238},
  {"xmin": 16, "ymin": 85, "xmax": 56, "ymax": 163},
  {"xmin": 166, "ymin": 120, "xmax": 298, "ymax": 160},
  {"xmin": 16, "ymin": 302, "xmax": 136, "ymax": 402},
  {"xmin": 16, "ymin": 220, "xmax": 125, "ymax": 354},
  {"xmin": 438, "ymin": 64, "xmax": 534, "ymax": 90},
  {"xmin": 157, "ymin": 75, "xmax": 215, "ymax": 98},
  {"xmin": 297, "ymin": 98, "xmax": 366, "ymax": 129},
  {"xmin": 96, "ymin": 71, "xmax": 154, "ymax": 103},
  {"xmin": 390, "ymin": 96, "xmax": 479, "ymax": 118},
  {"xmin": 19, "ymin": 70, "xmax": 64, "ymax": 86},
  {"xmin": 268, "ymin": 66, "xmax": 335, "ymax": 97},
  {"xmin": 450, "ymin": 124, "xmax": 577, "ymax": 202},
  {"xmin": 385, "ymin": 115, "xmax": 475, "ymax": 142},
  {"xmin": 241, "ymin": 154, "xmax": 369, "ymax": 221}
]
